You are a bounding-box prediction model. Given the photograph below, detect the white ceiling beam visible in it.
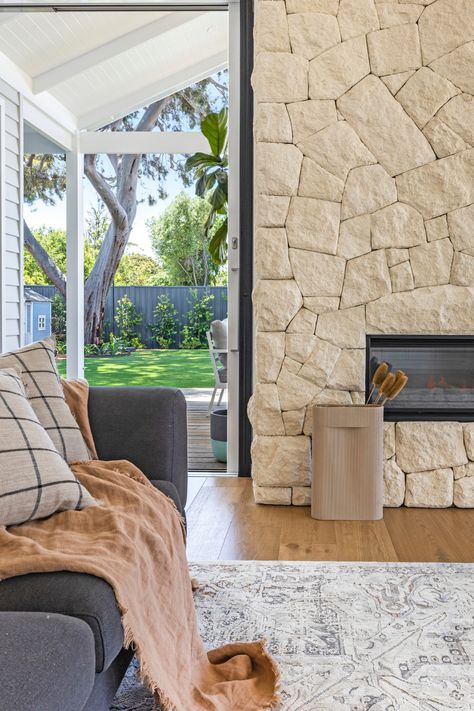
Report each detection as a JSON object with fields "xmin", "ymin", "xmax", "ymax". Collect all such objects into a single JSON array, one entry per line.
[
  {"xmin": 78, "ymin": 49, "xmax": 228, "ymax": 130},
  {"xmin": 32, "ymin": 11, "xmax": 203, "ymax": 94},
  {"xmin": 78, "ymin": 130, "xmax": 208, "ymax": 154},
  {"xmin": 0, "ymin": 13, "xmax": 16, "ymax": 26}
]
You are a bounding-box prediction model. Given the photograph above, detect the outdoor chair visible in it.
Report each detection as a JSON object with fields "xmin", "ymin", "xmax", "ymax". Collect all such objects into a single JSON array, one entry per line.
[{"xmin": 207, "ymin": 319, "xmax": 228, "ymax": 415}]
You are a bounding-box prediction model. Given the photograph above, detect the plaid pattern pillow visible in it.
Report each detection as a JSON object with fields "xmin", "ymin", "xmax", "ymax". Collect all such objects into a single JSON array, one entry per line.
[
  {"xmin": 0, "ymin": 338, "xmax": 91, "ymax": 463},
  {"xmin": 0, "ymin": 368, "xmax": 95, "ymax": 527}
]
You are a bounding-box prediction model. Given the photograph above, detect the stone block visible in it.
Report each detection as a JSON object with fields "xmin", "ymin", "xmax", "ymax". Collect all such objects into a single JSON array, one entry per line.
[
  {"xmin": 340, "ymin": 250, "xmax": 391, "ymax": 308},
  {"xmin": 283, "ymin": 408, "xmax": 306, "ymax": 436},
  {"xmin": 287, "ymin": 100, "xmax": 337, "ymax": 143},
  {"xmin": 285, "ymin": 333, "xmax": 318, "ymax": 363},
  {"xmin": 256, "ymin": 143, "xmax": 303, "ymax": 196},
  {"xmin": 254, "ymin": 1, "xmax": 290, "ymax": 53},
  {"xmin": 438, "ymin": 94, "xmax": 474, "ymax": 146},
  {"xmin": 341, "ymin": 164, "xmax": 397, "ymax": 220},
  {"xmin": 299, "ymin": 338, "xmax": 341, "ymax": 387},
  {"xmin": 377, "ymin": 3, "xmax": 423, "ymax": 28},
  {"xmin": 453, "ymin": 461, "xmax": 474, "ymax": 480},
  {"xmin": 371, "ymin": 203, "xmax": 426, "ymax": 249},
  {"xmin": 316, "ymin": 306, "xmax": 366, "ymax": 348},
  {"xmin": 431, "ymin": 42, "xmax": 474, "ymax": 96},
  {"xmin": 282, "ymin": 356, "xmax": 302, "ymax": 375},
  {"xmin": 405, "ymin": 469, "xmax": 454, "ymax": 507},
  {"xmin": 298, "ymin": 158, "xmax": 344, "ymax": 202},
  {"xmin": 396, "ymin": 149, "xmax": 474, "ymax": 220},
  {"xmin": 277, "ymin": 368, "xmax": 322, "ymax": 410},
  {"xmin": 253, "ymin": 483, "xmax": 292, "ymax": 505},
  {"xmin": 255, "ymin": 103, "xmax": 292, "ymax": 143},
  {"xmin": 409, "ymin": 238, "xmax": 453, "ymax": 288},
  {"xmin": 247, "ymin": 384, "xmax": 285, "ymax": 435},
  {"xmin": 327, "ymin": 348, "xmax": 366, "ymax": 391},
  {"xmin": 425, "ymin": 215, "xmax": 449, "ymax": 242},
  {"xmin": 252, "ymin": 435, "xmax": 312, "ymax": 487},
  {"xmin": 253, "ymin": 52, "xmax": 308, "ymax": 103},
  {"xmin": 298, "ymin": 121, "xmax": 375, "ymax": 181},
  {"xmin": 292, "ymin": 486, "xmax": 312, "ymax": 506},
  {"xmin": 256, "ymin": 195, "xmax": 290, "ymax": 227},
  {"xmin": 384, "ymin": 458, "xmax": 405, "ymax": 507},
  {"xmin": 451, "ymin": 251, "xmax": 474, "ymax": 287},
  {"xmin": 338, "ymin": 0, "xmax": 379, "ymax": 41},
  {"xmin": 290, "ymin": 249, "xmax": 346, "ymax": 297},
  {"xmin": 463, "ymin": 423, "xmax": 474, "ymax": 460},
  {"xmin": 254, "ymin": 279, "xmax": 302, "ymax": 331},
  {"xmin": 287, "ymin": 308, "xmax": 318, "ymax": 334},
  {"xmin": 286, "ymin": 197, "xmax": 340, "ymax": 254},
  {"xmin": 396, "ymin": 421, "xmax": 467, "ymax": 472},
  {"xmin": 256, "ymin": 332, "xmax": 285, "ymax": 383},
  {"xmin": 422, "ymin": 117, "xmax": 471, "ymax": 159},
  {"xmin": 309, "ymin": 36, "xmax": 370, "ymax": 100},
  {"xmin": 255, "ymin": 228, "xmax": 292, "ymax": 280},
  {"xmin": 384, "ymin": 423, "xmax": 396, "ymax": 459},
  {"xmin": 454, "ymin": 477, "xmax": 474, "ymax": 507},
  {"xmin": 351, "ymin": 392, "xmax": 366, "ymax": 404},
  {"xmin": 286, "ymin": 0, "xmax": 339, "ymax": 13},
  {"xmin": 367, "ymin": 23, "xmax": 421, "ymax": 76},
  {"xmin": 337, "ymin": 75, "xmax": 435, "ymax": 177},
  {"xmin": 386, "ymin": 248, "xmax": 409, "ymax": 267},
  {"xmin": 390, "ymin": 261, "xmax": 414, "ymax": 292},
  {"xmin": 418, "ymin": 0, "xmax": 474, "ymax": 65},
  {"xmin": 288, "ymin": 12, "xmax": 340, "ymax": 60},
  {"xmin": 337, "ymin": 214, "xmax": 371, "ymax": 260},
  {"xmin": 447, "ymin": 205, "xmax": 474, "ymax": 253},
  {"xmin": 366, "ymin": 285, "xmax": 474, "ymax": 334}
]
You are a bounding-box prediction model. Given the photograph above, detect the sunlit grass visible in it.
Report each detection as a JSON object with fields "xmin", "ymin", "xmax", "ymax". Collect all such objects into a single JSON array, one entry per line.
[{"xmin": 57, "ymin": 349, "xmax": 214, "ymax": 388}]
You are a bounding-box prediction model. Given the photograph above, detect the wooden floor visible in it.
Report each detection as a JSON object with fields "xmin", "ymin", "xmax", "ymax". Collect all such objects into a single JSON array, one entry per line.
[
  {"xmin": 186, "ymin": 477, "xmax": 474, "ymax": 563},
  {"xmin": 185, "ymin": 395, "xmax": 226, "ymax": 473}
]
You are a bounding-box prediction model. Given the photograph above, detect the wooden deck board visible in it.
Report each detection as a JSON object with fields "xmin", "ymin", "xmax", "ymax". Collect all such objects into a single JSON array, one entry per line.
[{"xmin": 186, "ymin": 395, "xmax": 226, "ymax": 473}]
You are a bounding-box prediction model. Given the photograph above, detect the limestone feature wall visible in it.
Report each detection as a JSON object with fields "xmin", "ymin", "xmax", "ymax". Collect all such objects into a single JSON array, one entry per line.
[{"xmin": 250, "ymin": 0, "xmax": 474, "ymax": 507}]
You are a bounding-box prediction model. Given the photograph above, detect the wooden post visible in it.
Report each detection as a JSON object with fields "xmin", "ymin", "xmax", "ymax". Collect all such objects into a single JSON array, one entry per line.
[{"xmin": 66, "ymin": 149, "xmax": 84, "ymax": 379}]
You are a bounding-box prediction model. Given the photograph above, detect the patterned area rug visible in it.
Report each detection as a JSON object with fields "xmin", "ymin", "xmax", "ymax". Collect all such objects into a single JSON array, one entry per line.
[{"xmin": 111, "ymin": 561, "xmax": 474, "ymax": 710}]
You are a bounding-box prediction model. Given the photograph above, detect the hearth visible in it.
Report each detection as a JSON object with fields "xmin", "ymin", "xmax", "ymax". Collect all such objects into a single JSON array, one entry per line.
[{"xmin": 366, "ymin": 335, "xmax": 474, "ymax": 422}]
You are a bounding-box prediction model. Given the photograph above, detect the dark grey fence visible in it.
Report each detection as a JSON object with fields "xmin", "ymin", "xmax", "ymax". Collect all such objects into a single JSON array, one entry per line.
[{"xmin": 30, "ymin": 285, "xmax": 228, "ymax": 348}]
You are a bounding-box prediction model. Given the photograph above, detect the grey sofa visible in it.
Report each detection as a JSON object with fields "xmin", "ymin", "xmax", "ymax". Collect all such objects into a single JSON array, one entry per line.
[{"xmin": 0, "ymin": 386, "xmax": 188, "ymax": 711}]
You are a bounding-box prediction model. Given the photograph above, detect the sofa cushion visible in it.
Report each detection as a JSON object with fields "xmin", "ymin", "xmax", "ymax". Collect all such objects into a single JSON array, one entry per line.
[
  {"xmin": 0, "ymin": 338, "xmax": 90, "ymax": 462},
  {"xmin": 0, "ymin": 572, "xmax": 123, "ymax": 673},
  {"xmin": 150, "ymin": 479, "xmax": 183, "ymax": 516},
  {"xmin": 0, "ymin": 368, "xmax": 95, "ymax": 526}
]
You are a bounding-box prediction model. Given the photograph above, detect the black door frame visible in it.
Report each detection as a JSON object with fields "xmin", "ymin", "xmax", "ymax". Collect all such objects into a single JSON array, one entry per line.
[{"xmin": 238, "ymin": 0, "xmax": 254, "ymax": 476}]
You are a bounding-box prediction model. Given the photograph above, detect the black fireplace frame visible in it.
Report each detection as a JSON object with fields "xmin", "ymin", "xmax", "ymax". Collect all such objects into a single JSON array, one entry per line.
[{"xmin": 365, "ymin": 334, "xmax": 474, "ymax": 422}]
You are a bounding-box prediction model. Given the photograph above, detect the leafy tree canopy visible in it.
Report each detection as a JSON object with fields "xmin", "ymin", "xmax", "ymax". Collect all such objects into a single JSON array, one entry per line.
[
  {"xmin": 148, "ymin": 192, "xmax": 226, "ymax": 287},
  {"xmin": 24, "ymin": 227, "xmax": 96, "ymax": 285}
]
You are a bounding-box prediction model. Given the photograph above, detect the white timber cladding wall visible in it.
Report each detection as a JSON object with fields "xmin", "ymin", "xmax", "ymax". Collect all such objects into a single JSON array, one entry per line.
[
  {"xmin": 0, "ymin": 78, "xmax": 21, "ymax": 351},
  {"xmin": 249, "ymin": 0, "xmax": 474, "ymax": 508}
]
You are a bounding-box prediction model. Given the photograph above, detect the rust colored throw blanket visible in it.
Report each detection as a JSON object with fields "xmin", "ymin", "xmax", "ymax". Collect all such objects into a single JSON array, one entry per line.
[{"xmin": 0, "ymin": 461, "xmax": 278, "ymax": 710}]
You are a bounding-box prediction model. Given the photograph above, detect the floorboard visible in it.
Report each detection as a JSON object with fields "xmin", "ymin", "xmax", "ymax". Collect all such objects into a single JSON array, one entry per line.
[{"xmin": 186, "ymin": 477, "xmax": 474, "ymax": 563}]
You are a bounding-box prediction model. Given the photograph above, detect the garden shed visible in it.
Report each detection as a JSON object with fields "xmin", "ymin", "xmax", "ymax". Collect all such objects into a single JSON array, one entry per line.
[{"xmin": 23, "ymin": 287, "xmax": 52, "ymax": 344}]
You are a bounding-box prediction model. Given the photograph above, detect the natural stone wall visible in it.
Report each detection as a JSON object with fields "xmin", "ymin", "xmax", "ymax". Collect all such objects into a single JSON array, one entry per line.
[{"xmin": 250, "ymin": 0, "xmax": 474, "ymax": 507}]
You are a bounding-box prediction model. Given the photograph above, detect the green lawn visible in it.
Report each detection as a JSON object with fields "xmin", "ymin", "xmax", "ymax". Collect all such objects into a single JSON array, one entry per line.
[{"xmin": 57, "ymin": 349, "xmax": 214, "ymax": 388}]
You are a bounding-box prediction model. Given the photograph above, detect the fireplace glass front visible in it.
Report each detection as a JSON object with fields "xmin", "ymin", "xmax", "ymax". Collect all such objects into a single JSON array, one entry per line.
[{"xmin": 366, "ymin": 335, "xmax": 474, "ymax": 421}]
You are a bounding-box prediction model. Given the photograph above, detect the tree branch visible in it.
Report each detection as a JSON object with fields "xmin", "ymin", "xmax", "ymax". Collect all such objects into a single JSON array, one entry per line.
[
  {"xmin": 84, "ymin": 154, "xmax": 127, "ymax": 231},
  {"xmin": 24, "ymin": 220, "xmax": 66, "ymax": 297}
]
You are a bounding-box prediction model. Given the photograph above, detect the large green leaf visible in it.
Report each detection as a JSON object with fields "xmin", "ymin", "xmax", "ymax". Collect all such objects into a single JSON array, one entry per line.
[
  {"xmin": 184, "ymin": 152, "xmax": 219, "ymax": 173},
  {"xmin": 209, "ymin": 218, "xmax": 228, "ymax": 265},
  {"xmin": 201, "ymin": 108, "xmax": 228, "ymax": 158}
]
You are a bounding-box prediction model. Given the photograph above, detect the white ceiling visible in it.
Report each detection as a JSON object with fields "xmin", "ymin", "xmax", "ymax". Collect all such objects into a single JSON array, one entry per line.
[{"xmin": 0, "ymin": 8, "xmax": 228, "ymax": 129}]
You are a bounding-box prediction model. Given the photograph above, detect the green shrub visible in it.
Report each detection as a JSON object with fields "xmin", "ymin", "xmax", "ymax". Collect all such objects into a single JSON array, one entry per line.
[
  {"xmin": 56, "ymin": 339, "xmax": 67, "ymax": 355},
  {"xmin": 114, "ymin": 295, "xmax": 142, "ymax": 342},
  {"xmin": 149, "ymin": 296, "xmax": 178, "ymax": 349},
  {"xmin": 180, "ymin": 290, "xmax": 214, "ymax": 349},
  {"xmin": 52, "ymin": 294, "xmax": 66, "ymax": 341}
]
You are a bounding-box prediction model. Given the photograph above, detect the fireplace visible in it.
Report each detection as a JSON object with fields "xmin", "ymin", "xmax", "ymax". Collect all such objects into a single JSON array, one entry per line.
[{"xmin": 366, "ymin": 335, "xmax": 474, "ymax": 422}]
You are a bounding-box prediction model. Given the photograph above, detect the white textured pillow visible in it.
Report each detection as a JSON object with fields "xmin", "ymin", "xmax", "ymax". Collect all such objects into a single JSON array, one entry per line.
[
  {"xmin": 0, "ymin": 368, "xmax": 95, "ymax": 527},
  {"xmin": 0, "ymin": 338, "xmax": 90, "ymax": 463}
]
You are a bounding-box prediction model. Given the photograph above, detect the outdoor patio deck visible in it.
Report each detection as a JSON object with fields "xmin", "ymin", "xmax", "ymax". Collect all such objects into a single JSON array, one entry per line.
[{"xmin": 183, "ymin": 389, "xmax": 227, "ymax": 473}]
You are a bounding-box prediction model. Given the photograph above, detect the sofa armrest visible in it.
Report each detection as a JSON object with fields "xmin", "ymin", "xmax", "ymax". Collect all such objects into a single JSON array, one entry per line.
[
  {"xmin": 0, "ymin": 611, "xmax": 95, "ymax": 711},
  {"xmin": 88, "ymin": 386, "xmax": 188, "ymax": 508}
]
